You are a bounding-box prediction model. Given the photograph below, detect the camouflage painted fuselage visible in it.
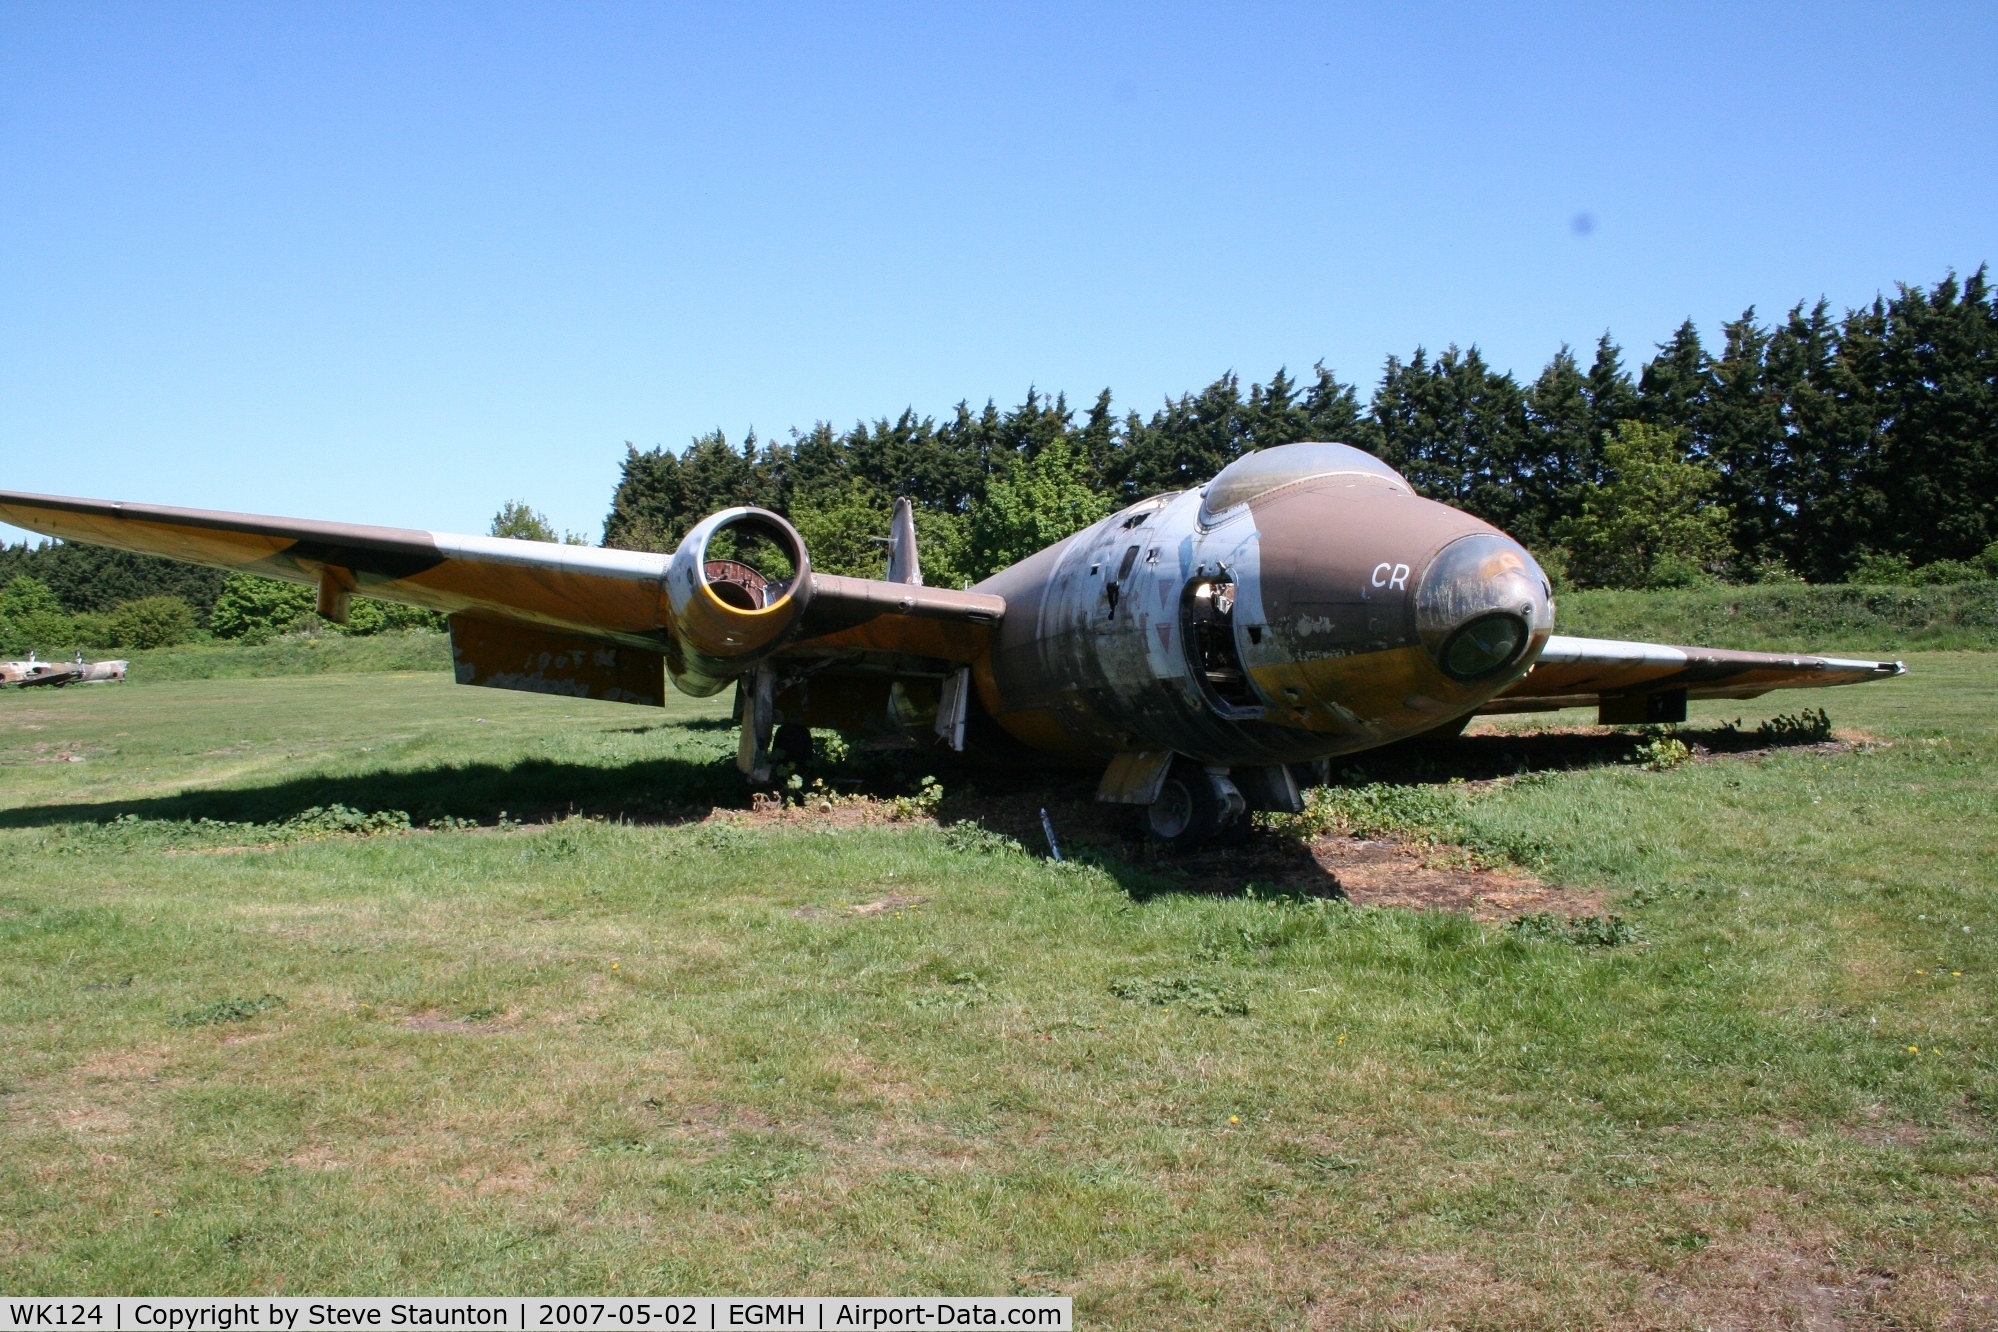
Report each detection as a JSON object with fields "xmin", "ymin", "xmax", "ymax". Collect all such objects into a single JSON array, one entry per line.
[{"xmin": 973, "ymin": 463, "xmax": 1553, "ymax": 766}]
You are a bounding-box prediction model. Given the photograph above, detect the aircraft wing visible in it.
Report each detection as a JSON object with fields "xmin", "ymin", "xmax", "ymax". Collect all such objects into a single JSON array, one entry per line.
[
  {"xmin": 1482, "ymin": 634, "xmax": 1905, "ymax": 720},
  {"xmin": 0, "ymin": 491, "xmax": 1004, "ymax": 701}
]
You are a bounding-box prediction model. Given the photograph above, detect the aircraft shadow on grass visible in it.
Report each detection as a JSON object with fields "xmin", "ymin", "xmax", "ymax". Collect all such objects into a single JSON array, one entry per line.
[
  {"xmin": 0, "ymin": 722, "xmax": 1833, "ymax": 900},
  {"xmin": 0, "ymin": 755, "xmax": 747, "ymax": 832}
]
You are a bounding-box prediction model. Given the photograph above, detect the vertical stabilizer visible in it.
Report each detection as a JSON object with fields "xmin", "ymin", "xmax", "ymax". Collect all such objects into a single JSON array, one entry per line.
[{"xmin": 886, "ymin": 496, "xmax": 923, "ymax": 585}]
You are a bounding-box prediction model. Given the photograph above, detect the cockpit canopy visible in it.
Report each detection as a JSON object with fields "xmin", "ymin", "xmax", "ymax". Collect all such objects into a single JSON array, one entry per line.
[{"xmin": 1197, "ymin": 442, "xmax": 1410, "ymax": 525}]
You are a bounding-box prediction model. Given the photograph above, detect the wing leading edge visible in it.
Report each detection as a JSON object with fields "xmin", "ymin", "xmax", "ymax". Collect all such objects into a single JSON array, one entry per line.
[
  {"xmin": 1486, "ymin": 633, "xmax": 1905, "ymax": 722},
  {"xmin": 0, "ymin": 491, "xmax": 1005, "ymax": 697}
]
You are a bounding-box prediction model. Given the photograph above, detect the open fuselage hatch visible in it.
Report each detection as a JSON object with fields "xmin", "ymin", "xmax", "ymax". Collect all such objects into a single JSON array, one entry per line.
[{"xmin": 1183, "ymin": 574, "xmax": 1259, "ymax": 713}]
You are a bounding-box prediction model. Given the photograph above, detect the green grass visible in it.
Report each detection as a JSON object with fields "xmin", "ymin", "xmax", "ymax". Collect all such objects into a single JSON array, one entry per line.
[
  {"xmin": 1557, "ymin": 581, "xmax": 1998, "ymax": 651},
  {"xmin": 0, "ymin": 660, "xmax": 1993, "ymax": 1327}
]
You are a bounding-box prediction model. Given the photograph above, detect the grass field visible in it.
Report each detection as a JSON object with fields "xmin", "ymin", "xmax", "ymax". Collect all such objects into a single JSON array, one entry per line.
[{"xmin": 1, "ymin": 658, "xmax": 1993, "ymax": 1328}]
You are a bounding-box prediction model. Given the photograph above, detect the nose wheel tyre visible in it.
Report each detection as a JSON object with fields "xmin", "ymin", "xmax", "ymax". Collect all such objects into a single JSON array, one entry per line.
[{"xmin": 1143, "ymin": 760, "xmax": 1244, "ymax": 849}]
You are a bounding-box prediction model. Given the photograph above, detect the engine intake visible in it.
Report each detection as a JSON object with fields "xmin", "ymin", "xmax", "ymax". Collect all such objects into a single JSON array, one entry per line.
[{"xmin": 665, "ymin": 507, "xmax": 813, "ymax": 695}]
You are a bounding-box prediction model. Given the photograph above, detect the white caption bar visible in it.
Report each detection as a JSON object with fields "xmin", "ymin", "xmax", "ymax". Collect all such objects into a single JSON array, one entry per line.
[{"xmin": 0, "ymin": 1301, "xmax": 1071, "ymax": 1332}]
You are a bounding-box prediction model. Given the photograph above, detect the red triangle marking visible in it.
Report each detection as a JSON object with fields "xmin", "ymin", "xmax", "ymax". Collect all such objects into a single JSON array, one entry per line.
[{"xmin": 1156, "ymin": 625, "xmax": 1172, "ymax": 650}]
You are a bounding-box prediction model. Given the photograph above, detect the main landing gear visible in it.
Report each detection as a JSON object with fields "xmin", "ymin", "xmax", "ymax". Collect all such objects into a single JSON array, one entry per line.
[{"xmin": 1138, "ymin": 756, "xmax": 1324, "ymax": 849}]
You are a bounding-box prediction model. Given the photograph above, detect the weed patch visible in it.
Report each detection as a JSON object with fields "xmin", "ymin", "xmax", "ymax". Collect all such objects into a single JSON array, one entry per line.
[
  {"xmin": 168, "ymin": 994, "xmax": 285, "ymax": 1027},
  {"xmin": 1110, "ymin": 975, "xmax": 1251, "ymax": 1016},
  {"xmin": 56, "ymin": 804, "xmax": 411, "ymax": 853},
  {"xmin": 1283, "ymin": 781, "xmax": 1550, "ymax": 867},
  {"xmin": 1758, "ymin": 707, "xmax": 1835, "ymax": 743},
  {"xmin": 1508, "ymin": 913, "xmax": 1640, "ymax": 948},
  {"xmin": 1635, "ymin": 732, "xmax": 1692, "ymax": 770},
  {"xmin": 939, "ymin": 820, "xmax": 1024, "ymax": 856}
]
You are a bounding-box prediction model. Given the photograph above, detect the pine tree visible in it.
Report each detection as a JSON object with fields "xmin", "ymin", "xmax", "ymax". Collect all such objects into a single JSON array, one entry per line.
[
  {"xmin": 1372, "ymin": 346, "xmax": 1535, "ymax": 540},
  {"xmin": 1871, "ymin": 268, "xmax": 1998, "ymax": 566},
  {"xmin": 1637, "ymin": 320, "xmax": 1713, "ymax": 435},
  {"xmin": 1523, "ymin": 345, "xmax": 1597, "ymax": 542},
  {"xmin": 1702, "ymin": 309, "xmax": 1783, "ymax": 569},
  {"xmin": 1585, "ymin": 333, "xmax": 1639, "ymax": 440}
]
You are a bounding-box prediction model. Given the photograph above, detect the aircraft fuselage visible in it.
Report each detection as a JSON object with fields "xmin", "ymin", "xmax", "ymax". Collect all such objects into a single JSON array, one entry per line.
[{"xmin": 974, "ymin": 446, "xmax": 1553, "ymax": 767}]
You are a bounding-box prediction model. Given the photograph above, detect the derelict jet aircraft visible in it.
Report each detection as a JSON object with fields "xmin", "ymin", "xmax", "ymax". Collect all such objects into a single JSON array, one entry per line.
[{"xmin": 0, "ymin": 442, "xmax": 1905, "ymax": 846}]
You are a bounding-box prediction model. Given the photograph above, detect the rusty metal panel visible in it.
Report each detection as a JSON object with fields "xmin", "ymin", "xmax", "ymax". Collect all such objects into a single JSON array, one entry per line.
[
  {"xmin": 1095, "ymin": 750, "xmax": 1174, "ymax": 804},
  {"xmin": 449, "ymin": 614, "xmax": 664, "ymax": 706}
]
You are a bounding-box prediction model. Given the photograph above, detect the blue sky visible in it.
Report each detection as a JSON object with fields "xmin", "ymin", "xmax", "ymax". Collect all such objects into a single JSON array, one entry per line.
[{"xmin": 3, "ymin": 2, "xmax": 1993, "ymax": 542}]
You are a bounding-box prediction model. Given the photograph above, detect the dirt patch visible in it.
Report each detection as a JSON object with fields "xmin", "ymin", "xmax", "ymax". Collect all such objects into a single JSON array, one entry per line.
[
  {"xmin": 284, "ymin": 1145, "xmax": 351, "ymax": 1172},
  {"xmin": 1663, "ymin": 1237, "xmax": 1895, "ymax": 1332},
  {"xmin": 848, "ymin": 893, "xmax": 925, "ymax": 916},
  {"xmin": 59, "ymin": 1104, "xmax": 134, "ymax": 1136},
  {"xmin": 1311, "ymin": 836, "xmax": 1607, "ymax": 919},
  {"xmin": 723, "ymin": 795, "xmax": 917, "ymax": 831},
  {"xmin": 702, "ymin": 765, "xmax": 1610, "ymax": 919},
  {"xmin": 69, "ymin": 1046, "xmax": 171, "ymax": 1083},
  {"xmin": 1, "ymin": 740, "xmax": 100, "ymax": 766},
  {"xmin": 400, "ymin": 1011, "xmax": 505, "ymax": 1035},
  {"xmin": 936, "ymin": 786, "xmax": 1604, "ymax": 919}
]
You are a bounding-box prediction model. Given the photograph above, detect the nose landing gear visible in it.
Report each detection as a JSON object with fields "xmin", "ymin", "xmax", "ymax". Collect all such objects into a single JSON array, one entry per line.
[{"xmin": 1143, "ymin": 759, "xmax": 1247, "ymax": 848}]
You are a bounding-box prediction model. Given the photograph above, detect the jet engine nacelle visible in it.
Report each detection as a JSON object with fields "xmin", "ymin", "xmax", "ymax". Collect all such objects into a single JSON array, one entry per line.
[{"xmin": 665, "ymin": 507, "xmax": 814, "ymax": 696}]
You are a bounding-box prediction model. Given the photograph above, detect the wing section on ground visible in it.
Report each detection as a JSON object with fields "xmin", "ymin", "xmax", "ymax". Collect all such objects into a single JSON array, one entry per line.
[{"xmin": 1483, "ymin": 634, "xmax": 1905, "ymax": 719}]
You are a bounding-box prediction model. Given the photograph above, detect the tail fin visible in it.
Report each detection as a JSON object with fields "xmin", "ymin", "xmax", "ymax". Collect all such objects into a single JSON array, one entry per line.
[{"xmin": 886, "ymin": 497, "xmax": 922, "ymax": 586}]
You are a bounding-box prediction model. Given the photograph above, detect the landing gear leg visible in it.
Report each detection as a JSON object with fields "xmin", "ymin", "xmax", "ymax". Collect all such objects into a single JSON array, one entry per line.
[
  {"xmin": 1142, "ymin": 760, "xmax": 1246, "ymax": 849},
  {"xmin": 735, "ymin": 666, "xmax": 776, "ymax": 784}
]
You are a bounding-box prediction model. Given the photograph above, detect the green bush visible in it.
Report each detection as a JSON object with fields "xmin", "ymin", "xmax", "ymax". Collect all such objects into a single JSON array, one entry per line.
[
  {"xmin": 0, "ymin": 575, "xmax": 77, "ymax": 654},
  {"xmin": 209, "ymin": 572, "xmax": 445, "ymax": 642},
  {"xmin": 343, "ymin": 598, "xmax": 447, "ymax": 635},
  {"xmin": 108, "ymin": 595, "xmax": 196, "ymax": 649},
  {"xmin": 68, "ymin": 612, "xmax": 116, "ymax": 649},
  {"xmin": 1848, "ymin": 551, "xmax": 1915, "ymax": 585},
  {"xmin": 1846, "ymin": 550, "xmax": 1991, "ymax": 586},
  {"xmin": 1909, "ymin": 558, "xmax": 1988, "ymax": 585},
  {"xmin": 209, "ymin": 573, "xmax": 316, "ymax": 642}
]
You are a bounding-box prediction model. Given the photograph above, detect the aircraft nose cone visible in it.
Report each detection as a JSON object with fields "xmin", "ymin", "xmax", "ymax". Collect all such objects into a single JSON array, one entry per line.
[{"xmin": 1415, "ymin": 534, "xmax": 1553, "ymax": 683}]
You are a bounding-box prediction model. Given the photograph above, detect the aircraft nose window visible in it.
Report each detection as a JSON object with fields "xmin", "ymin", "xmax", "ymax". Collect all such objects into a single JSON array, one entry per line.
[{"xmin": 1440, "ymin": 612, "xmax": 1528, "ymax": 680}]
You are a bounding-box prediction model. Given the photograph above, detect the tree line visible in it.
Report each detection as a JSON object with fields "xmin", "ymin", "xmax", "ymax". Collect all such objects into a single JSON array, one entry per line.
[
  {"xmin": 1, "ymin": 264, "xmax": 1992, "ymax": 654},
  {"xmin": 602, "ymin": 266, "xmax": 1998, "ymax": 589}
]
